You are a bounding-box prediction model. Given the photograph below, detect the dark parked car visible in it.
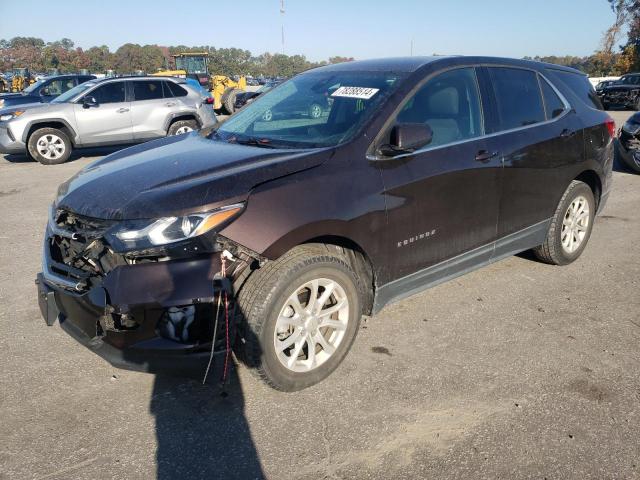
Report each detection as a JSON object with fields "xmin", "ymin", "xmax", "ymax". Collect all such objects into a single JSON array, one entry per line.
[
  {"xmin": 595, "ymin": 79, "xmax": 616, "ymax": 96},
  {"xmin": 37, "ymin": 56, "xmax": 613, "ymax": 391},
  {"xmin": 600, "ymin": 73, "xmax": 640, "ymax": 110},
  {"xmin": 617, "ymin": 112, "xmax": 640, "ymax": 173},
  {"xmin": 0, "ymin": 74, "xmax": 96, "ymax": 109},
  {"xmin": 234, "ymin": 81, "xmax": 282, "ymax": 110}
]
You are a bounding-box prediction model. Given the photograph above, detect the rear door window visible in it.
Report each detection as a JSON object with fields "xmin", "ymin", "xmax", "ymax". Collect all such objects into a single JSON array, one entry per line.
[
  {"xmin": 132, "ymin": 80, "xmax": 164, "ymax": 101},
  {"xmin": 539, "ymin": 76, "xmax": 566, "ymax": 120},
  {"xmin": 488, "ymin": 67, "xmax": 545, "ymax": 131}
]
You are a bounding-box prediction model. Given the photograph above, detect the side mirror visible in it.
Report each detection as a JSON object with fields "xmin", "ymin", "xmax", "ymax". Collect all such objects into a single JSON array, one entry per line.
[
  {"xmin": 82, "ymin": 96, "xmax": 98, "ymax": 108},
  {"xmin": 40, "ymin": 87, "xmax": 50, "ymax": 96},
  {"xmin": 378, "ymin": 123, "xmax": 433, "ymax": 157}
]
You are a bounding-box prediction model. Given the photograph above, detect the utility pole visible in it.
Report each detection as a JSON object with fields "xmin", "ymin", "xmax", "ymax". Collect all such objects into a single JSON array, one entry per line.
[
  {"xmin": 410, "ymin": 37, "xmax": 414, "ymax": 56},
  {"xmin": 280, "ymin": 0, "xmax": 285, "ymax": 55}
]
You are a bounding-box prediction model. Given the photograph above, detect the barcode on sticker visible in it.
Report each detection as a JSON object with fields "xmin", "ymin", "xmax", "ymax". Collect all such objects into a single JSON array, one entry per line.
[{"xmin": 331, "ymin": 86, "xmax": 379, "ymax": 100}]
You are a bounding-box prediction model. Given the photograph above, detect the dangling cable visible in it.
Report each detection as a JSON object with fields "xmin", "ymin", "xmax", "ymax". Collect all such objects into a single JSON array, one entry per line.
[{"xmin": 202, "ymin": 289, "xmax": 222, "ymax": 385}]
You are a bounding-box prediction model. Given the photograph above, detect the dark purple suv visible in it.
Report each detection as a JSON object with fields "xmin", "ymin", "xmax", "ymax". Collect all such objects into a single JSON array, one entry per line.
[{"xmin": 37, "ymin": 56, "xmax": 614, "ymax": 391}]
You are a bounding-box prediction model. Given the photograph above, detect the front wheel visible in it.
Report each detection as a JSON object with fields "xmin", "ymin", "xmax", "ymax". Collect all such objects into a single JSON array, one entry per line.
[
  {"xmin": 27, "ymin": 127, "xmax": 72, "ymax": 165},
  {"xmin": 533, "ymin": 180, "xmax": 595, "ymax": 265},
  {"xmin": 237, "ymin": 245, "xmax": 363, "ymax": 391}
]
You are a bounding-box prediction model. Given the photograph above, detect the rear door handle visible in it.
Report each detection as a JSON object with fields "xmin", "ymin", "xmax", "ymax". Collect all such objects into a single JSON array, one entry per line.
[
  {"xmin": 475, "ymin": 150, "xmax": 498, "ymax": 163},
  {"xmin": 560, "ymin": 128, "xmax": 576, "ymax": 138},
  {"xmin": 165, "ymin": 102, "xmax": 176, "ymax": 107},
  {"xmin": 116, "ymin": 107, "xmax": 129, "ymax": 113}
]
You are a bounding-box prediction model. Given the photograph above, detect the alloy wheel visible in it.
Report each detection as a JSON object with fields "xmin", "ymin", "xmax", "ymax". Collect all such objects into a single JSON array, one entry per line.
[
  {"xmin": 561, "ymin": 195, "xmax": 590, "ymax": 253},
  {"xmin": 274, "ymin": 278, "xmax": 349, "ymax": 373},
  {"xmin": 36, "ymin": 134, "xmax": 65, "ymax": 161}
]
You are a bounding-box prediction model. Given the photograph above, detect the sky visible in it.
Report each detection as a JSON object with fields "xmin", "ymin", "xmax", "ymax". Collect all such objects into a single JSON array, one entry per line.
[{"xmin": 0, "ymin": 0, "xmax": 618, "ymax": 61}]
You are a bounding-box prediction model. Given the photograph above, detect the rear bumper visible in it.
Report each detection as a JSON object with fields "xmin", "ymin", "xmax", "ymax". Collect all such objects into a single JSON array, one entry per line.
[{"xmin": 37, "ymin": 248, "xmax": 229, "ymax": 378}]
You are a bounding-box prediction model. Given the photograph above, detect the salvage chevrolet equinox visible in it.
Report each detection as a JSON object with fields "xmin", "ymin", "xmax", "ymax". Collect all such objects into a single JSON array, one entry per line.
[{"xmin": 37, "ymin": 57, "xmax": 614, "ymax": 391}]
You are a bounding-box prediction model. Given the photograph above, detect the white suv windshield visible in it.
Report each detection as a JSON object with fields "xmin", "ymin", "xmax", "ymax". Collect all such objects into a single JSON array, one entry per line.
[
  {"xmin": 214, "ymin": 70, "xmax": 408, "ymax": 148},
  {"xmin": 52, "ymin": 82, "xmax": 96, "ymax": 103}
]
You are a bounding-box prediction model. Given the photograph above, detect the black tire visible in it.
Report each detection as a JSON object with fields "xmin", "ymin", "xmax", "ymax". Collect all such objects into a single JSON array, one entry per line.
[
  {"xmin": 167, "ymin": 119, "xmax": 198, "ymax": 136},
  {"xmin": 602, "ymin": 102, "xmax": 610, "ymax": 111},
  {"xmin": 237, "ymin": 245, "xmax": 363, "ymax": 391},
  {"xmin": 27, "ymin": 127, "xmax": 72, "ymax": 165},
  {"xmin": 533, "ymin": 180, "xmax": 595, "ymax": 265},
  {"xmin": 618, "ymin": 144, "xmax": 640, "ymax": 173},
  {"xmin": 223, "ymin": 88, "xmax": 241, "ymax": 115}
]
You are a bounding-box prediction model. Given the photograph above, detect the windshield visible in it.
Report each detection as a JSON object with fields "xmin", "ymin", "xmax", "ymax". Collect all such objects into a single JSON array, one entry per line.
[
  {"xmin": 23, "ymin": 79, "xmax": 47, "ymax": 94},
  {"xmin": 52, "ymin": 82, "xmax": 96, "ymax": 103},
  {"xmin": 175, "ymin": 56, "xmax": 207, "ymax": 74},
  {"xmin": 215, "ymin": 70, "xmax": 407, "ymax": 148}
]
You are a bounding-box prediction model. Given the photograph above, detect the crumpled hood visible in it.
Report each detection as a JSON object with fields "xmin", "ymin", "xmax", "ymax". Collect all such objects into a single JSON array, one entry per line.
[{"xmin": 56, "ymin": 133, "xmax": 328, "ymax": 220}]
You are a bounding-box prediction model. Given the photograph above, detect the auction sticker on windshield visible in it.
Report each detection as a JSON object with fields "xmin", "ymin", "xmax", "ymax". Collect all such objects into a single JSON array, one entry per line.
[{"xmin": 331, "ymin": 86, "xmax": 379, "ymax": 99}]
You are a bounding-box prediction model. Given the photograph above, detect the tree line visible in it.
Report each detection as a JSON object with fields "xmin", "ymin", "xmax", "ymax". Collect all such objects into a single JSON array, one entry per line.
[{"xmin": 0, "ymin": 37, "xmax": 354, "ymax": 77}]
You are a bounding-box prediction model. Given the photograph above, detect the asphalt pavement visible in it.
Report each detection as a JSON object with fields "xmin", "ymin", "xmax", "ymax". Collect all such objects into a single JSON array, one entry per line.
[{"xmin": 0, "ymin": 110, "xmax": 639, "ymax": 479}]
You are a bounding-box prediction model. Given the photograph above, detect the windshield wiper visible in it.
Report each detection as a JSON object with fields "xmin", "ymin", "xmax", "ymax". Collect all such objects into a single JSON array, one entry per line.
[{"xmin": 229, "ymin": 136, "xmax": 278, "ymax": 148}]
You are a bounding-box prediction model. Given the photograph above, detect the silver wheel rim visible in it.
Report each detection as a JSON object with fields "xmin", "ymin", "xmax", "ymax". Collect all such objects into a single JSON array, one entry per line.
[
  {"xmin": 36, "ymin": 134, "xmax": 65, "ymax": 160},
  {"xmin": 274, "ymin": 278, "xmax": 349, "ymax": 373},
  {"xmin": 310, "ymin": 104, "xmax": 322, "ymax": 118},
  {"xmin": 262, "ymin": 109, "xmax": 273, "ymax": 121},
  {"xmin": 561, "ymin": 195, "xmax": 590, "ymax": 253},
  {"xmin": 174, "ymin": 126, "xmax": 193, "ymax": 135}
]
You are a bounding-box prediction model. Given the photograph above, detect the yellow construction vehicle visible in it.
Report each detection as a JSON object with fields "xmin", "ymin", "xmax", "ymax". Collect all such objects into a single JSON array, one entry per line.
[
  {"xmin": 212, "ymin": 75, "xmax": 246, "ymax": 114},
  {"xmin": 153, "ymin": 52, "xmax": 247, "ymax": 114},
  {"xmin": 0, "ymin": 76, "xmax": 10, "ymax": 93},
  {"xmin": 11, "ymin": 68, "xmax": 35, "ymax": 92},
  {"xmin": 153, "ymin": 52, "xmax": 211, "ymax": 89}
]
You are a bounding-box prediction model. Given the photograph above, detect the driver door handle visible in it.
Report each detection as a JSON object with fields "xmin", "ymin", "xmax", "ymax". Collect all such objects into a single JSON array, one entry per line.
[
  {"xmin": 560, "ymin": 128, "xmax": 576, "ymax": 138},
  {"xmin": 475, "ymin": 150, "xmax": 498, "ymax": 163},
  {"xmin": 165, "ymin": 102, "xmax": 176, "ymax": 107},
  {"xmin": 116, "ymin": 107, "xmax": 129, "ymax": 113}
]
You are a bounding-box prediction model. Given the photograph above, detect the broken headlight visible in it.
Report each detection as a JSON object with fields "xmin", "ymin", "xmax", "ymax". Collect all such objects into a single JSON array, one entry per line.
[
  {"xmin": 623, "ymin": 118, "xmax": 640, "ymax": 135},
  {"xmin": 106, "ymin": 203, "xmax": 244, "ymax": 250}
]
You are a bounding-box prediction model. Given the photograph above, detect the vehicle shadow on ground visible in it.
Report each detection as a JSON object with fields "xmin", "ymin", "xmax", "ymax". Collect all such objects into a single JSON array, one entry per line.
[
  {"xmin": 119, "ymin": 263, "xmax": 266, "ymax": 480},
  {"xmin": 2, "ymin": 145, "xmax": 125, "ymax": 164},
  {"xmin": 151, "ymin": 366, "xmax": 264, "ymax": 480}
]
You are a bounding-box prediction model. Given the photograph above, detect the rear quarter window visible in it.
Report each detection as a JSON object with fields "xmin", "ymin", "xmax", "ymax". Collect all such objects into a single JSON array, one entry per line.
[
  {"xmin": 546, "ymin": 69, "xmax": 603, "ymax": 110},
  {"xmin": 165, "ymin": 81, "xmax": 188, "ymax": 97}
]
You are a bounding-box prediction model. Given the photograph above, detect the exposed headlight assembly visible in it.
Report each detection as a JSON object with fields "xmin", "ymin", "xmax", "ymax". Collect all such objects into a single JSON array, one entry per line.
[
  {"xmin": 107, "ymin": 203, "xmax": 244, "ymax": 250},
  {"xmin": 0, "ymin": 110, "xmax": 24, "ymax": 122},
  {"xmin": 623, "ymin": 119, "xmax": 640, "ymax": 135}
]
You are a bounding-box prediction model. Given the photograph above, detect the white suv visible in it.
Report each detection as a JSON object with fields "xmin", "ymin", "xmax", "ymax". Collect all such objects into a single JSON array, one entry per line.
[{"xmin": 0, "ymin": 76, "xmax": 216, "ymax": 164}]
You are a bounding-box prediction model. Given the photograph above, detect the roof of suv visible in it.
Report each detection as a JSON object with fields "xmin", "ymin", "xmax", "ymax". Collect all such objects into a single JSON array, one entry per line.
[
  {"xmin": 88, "ymin": 76, "xmax": 187, "ymax": 84},
  {"xmin": 314, "ymin": 56, "xmax": 584, "ymax": 76}
]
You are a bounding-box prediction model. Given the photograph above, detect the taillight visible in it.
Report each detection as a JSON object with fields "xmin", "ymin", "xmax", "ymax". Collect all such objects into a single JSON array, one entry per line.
[{"xmin": 605, "ymin": 117, "xmax": 616, "ymax": 138}]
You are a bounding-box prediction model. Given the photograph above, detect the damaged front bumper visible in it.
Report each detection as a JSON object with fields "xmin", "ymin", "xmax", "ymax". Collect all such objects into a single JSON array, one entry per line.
[{"xmin": 37, "ymin": 224, "xmax": 233, "ymax": 377}]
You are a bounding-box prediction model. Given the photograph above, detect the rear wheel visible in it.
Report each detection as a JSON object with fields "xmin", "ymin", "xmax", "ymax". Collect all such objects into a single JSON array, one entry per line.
[
  {"xmin": 167, "ymin": 119, "xmax": 197, "ymax": 136},
  {"xmin": 237, "ymin": 245, "xmax": 363, "ymax": 391},
  {"xmin": 27, "ymin": 127, "xmax": 72, "ymax": 165},
  {"xmin": 533, "ymin": 180, "xmax": 595, "ymax": 265}
]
